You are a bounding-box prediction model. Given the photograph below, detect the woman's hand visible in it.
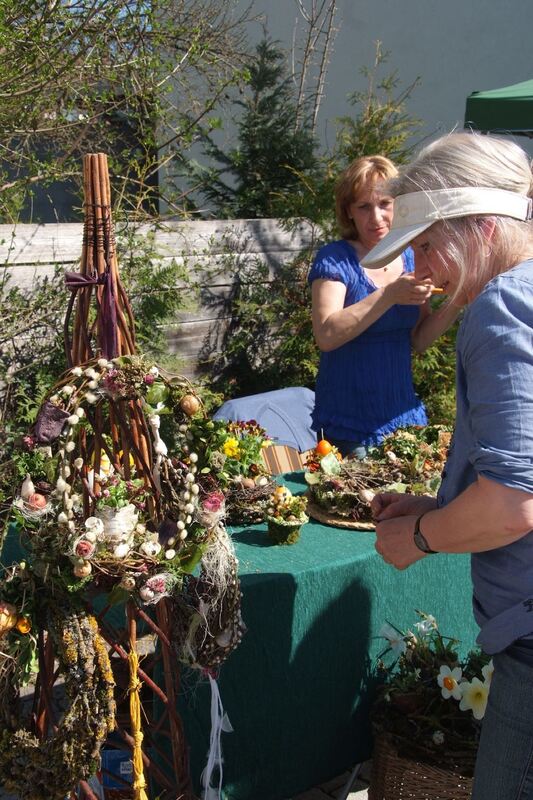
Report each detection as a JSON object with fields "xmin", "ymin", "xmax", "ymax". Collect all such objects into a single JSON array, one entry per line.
[
  {"xmin": 371, "ymin": 492, "xmax": 437, "ymax": 521},
  {"xmin": 375, "ymin": 514, "xmax": 428, "ymax": 569},
  {"xmin": 383, "ymin": 273, "xmax": 433, "ymax": 306}
]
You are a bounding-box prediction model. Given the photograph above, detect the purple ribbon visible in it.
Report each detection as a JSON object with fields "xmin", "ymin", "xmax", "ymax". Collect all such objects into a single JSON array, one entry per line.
[{"xmin": 65, "ymin": 270, "xmax": 118, "ymax": 359}]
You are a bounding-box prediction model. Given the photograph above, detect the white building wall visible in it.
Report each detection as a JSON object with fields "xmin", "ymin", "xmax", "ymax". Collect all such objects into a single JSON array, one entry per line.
[{"xmin": 236, "ymin": 0, "xmax": 533, "ymax": 152}]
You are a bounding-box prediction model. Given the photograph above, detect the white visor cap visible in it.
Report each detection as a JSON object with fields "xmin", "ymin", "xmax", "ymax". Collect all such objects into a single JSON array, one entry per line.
[{"xmin": 361, "ymin": 187, "xmax": 533, "ymax": 268}]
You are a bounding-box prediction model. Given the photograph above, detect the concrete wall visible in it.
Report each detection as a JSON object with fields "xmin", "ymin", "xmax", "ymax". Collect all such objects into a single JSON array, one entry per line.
[{"xmin": 234, "ymin": 0, "xmax": 533, "ymax": 154}]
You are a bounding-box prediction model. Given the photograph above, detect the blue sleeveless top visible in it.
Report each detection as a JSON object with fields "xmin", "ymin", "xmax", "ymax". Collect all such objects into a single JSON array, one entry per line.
[{"xmin": 308, "ymin": 240, "xmax": 427, "ymax": 445}]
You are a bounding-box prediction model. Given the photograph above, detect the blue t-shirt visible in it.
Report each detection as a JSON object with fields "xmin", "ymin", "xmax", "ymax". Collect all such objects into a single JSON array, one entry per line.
[
  {"xmin": 308, "ymin": 239, "xmax": 427, "ymax": 445},
  {"xmin": 437, "ymin": 260, "xmax": 533, "ymax": 655}
]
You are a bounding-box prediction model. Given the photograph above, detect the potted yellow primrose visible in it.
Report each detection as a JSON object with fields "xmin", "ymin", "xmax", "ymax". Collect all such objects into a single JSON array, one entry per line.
[{"xmin": 266, "ymin": 486, "xmax": 309, "ymax": 545}]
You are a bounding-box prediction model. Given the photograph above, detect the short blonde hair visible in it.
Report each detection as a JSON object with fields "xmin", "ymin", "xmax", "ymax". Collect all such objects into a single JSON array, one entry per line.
[
  {"xmin": 393, "ymin": 132, "xmax": 533, "ymax": 300},
  {"xmin": 335, "ymin": 155, "xmax": 398, "ymax": 240}
]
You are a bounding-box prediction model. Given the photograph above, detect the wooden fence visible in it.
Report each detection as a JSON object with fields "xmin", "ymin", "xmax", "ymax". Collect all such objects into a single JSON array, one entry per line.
[{"xmin": 0, "ymin": 219, "xmax": 317, "ymax": 377}]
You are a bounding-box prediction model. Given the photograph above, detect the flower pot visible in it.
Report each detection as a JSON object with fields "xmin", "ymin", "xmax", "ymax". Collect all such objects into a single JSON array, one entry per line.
[{"xmin": 267, "ymin": 515, "xmax": 308, "ymax": 545}]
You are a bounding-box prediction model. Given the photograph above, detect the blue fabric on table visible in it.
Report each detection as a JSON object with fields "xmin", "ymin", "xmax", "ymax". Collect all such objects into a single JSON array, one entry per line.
[
  {"xmin": 179, "ymin": 472, "xmax": 477, "ymax": 800},
  {"xmin": 213, "ymin": 386, "xmax": 316, "ymax": 452},
  {"xmin": 308, "ymin": 240, "xmax": 427, "ymax": 445}
]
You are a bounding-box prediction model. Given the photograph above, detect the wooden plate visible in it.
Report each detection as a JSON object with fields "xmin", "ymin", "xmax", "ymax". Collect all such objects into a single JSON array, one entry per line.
[{"xmin": 305, "ymin": 495, "xmax": 375, "ymax": 531}]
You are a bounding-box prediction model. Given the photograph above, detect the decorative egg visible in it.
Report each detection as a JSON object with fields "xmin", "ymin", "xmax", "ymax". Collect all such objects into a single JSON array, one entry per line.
[
  {"xmin": 140, "ymin": 541, "xmax": 162, "ymax": 558},
  {"xmin": 27, "ymin": 492, "xmax": 47, "ymax": 510},
  {"xmin": 0, "ymin": 602, "xmax": 19, "ymax": 635},
  {"xmin": 180, "ymin": 394, "xmax": 201, "ymax": 416},
  {"xmin": 15, "ymin": 616, "xmax": 32, "ymax": 634},
  {"xmin": 73, "ymin": 562, "xmax": 92, "ymax": 578},
  {"xmin": 139, "ymin": 586, "xmax": 155, "ymax": 602}
]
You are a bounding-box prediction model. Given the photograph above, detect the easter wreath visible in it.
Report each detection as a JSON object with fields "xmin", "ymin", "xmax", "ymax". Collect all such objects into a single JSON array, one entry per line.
[{"xmin": 304, "ymin": 427, "xmax": 451, "ymax": 529}]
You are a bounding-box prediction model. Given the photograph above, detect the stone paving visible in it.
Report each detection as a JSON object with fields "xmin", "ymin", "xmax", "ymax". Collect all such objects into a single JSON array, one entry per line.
[{"xmin": 291, "ymin": 760, "xmax": 372, "ymax": 800}]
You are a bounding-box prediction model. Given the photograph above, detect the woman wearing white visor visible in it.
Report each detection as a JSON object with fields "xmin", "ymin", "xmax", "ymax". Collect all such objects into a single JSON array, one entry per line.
[{"xmin": 367, "ymin": 132, "xmax": 533, "ymax": 799}]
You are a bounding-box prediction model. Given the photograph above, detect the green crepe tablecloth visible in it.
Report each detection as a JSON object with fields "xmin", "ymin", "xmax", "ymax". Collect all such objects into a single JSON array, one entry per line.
[{"xmin": 179, "ymin": 472, "xmax": 478, "ymax": 800}]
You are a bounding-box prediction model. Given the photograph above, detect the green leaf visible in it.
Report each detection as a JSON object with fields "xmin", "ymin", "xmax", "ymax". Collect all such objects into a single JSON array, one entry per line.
[
  {"xmin": 107, "ymin": 585, "xmax": 131, "ymax": 607},
  {"xmin": 146, "ymin": 382, "xmax": 169, "ymax": 406}
]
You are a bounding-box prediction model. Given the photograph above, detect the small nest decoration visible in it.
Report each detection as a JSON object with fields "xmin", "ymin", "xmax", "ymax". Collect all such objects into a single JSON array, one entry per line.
[
  {"xmin": 178, "ymin": 416, "xmax": 274, "ymax": 526},
  {"xmin": 225, "ymin": 479, "xmax": 277, "ymax": 525}
]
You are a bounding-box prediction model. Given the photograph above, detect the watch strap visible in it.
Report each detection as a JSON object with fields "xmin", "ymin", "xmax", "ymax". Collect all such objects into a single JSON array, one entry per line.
[{"xmin": 413, "ymin": 513, "xmax": 437, "ymax": 554}]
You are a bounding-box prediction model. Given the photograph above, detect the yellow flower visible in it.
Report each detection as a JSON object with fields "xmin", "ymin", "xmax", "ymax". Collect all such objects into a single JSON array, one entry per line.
[
  {"xmin": 222, "ymin": 438, "xmax": 240, "ymax": 459},
  {"xmin": 15, "ymin": 615, "xmax": 32, "ymax": 634}
]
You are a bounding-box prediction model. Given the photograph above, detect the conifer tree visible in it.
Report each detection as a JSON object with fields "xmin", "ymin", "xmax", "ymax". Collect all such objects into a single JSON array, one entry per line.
[{"xmin": 185, "ymin": 38, "xmax": 319, "ymax": 218}]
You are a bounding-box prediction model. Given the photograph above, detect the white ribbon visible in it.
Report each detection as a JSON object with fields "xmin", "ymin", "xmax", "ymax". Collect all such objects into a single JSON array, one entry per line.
[{"xmin": 200, "ymin": 674, "xmax": 233, "ymax": 800}]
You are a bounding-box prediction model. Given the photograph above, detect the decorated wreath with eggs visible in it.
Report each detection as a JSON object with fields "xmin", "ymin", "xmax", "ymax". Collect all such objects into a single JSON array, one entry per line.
[{"xmin": 304, "ymin": 427, "xmax": 451, "ymax": 529}]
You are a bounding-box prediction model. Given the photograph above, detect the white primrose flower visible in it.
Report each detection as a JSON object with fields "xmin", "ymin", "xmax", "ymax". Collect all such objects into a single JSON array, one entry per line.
[
  {"xmin": 85, "ymin": 392, "xmax": 98, "ymax": 404},
  {"xmin": 149, "ymin": 366, "xmax": 159, "ymax": 376},
  {"xmin": 97, "ymin": 358, "xmax": 110, "ymax": 368},
  {"xmin": 88, "ymin": 380, "xmax": 98, "ymax": 390},
  {"xmin": 459, "ymin": 677, "xmax": 490, "ymax": 720},
  {"xmin": 56, "ymin": 477, "xmax": 69, "ymax": 493},
  {"xmin": 65, "ymin": 441, "xmax": 76, "ymax": 452},
  {"xmin": 84, "ymin": 367, "xmax": 98, "ymax": 379},
  {"xmin": 75, "ymin": 407, "xmax": 85, "ymax": 418},
  {"xmin": 62, "ymin": 385, "xmax": 75, "ymax": 396},
  {"xmin": 379, "ymin": 622, "xmax": 407, "ymax": 657},
  {"xmin": 67, "ymin": 414, "xmax": 79, "ymax": 426},
  {"xmin": 57, "ymin": 512, "xmax": 69, "ymax": 524},
  {"xmin": 71, "ymin": 367, "xmax": 83, "ymax": 377},
  {"xmin": 414, "ymin": 615, "xmax": 437, "ymax": 637},
  {"xmin": 74, "ymin": 457, "xmax": 84, "ymax": 469},
  {"xmin": 437, "ymin": 665, "xmax": 463, "ymax": 700}
]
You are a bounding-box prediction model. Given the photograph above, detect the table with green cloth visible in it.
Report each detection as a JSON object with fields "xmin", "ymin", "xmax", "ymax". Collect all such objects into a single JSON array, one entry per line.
[{"xmin": 179, "ymin": 471, "xmax": 478, "ymax": 800}]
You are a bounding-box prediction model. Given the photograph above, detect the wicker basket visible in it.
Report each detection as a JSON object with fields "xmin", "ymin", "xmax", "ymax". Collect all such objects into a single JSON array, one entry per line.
[{"xmin": 369, "ymin": 734, "xmax": 474, "ymax": 800}]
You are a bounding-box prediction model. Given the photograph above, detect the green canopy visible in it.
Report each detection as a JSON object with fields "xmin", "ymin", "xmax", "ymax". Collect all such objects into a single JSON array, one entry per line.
[{"xmin": 465, "ymin": 78, "xmax": 533, "ymax": 136}]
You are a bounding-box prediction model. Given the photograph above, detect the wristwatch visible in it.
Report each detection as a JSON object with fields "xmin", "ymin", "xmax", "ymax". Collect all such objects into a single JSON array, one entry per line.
[{"xmin": 413, "ymin": 513, "xmax": 437, "ymax": 554}]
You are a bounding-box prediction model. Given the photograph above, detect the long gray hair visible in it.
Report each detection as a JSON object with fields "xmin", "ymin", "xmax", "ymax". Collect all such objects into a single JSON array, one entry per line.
[{"xmin": 392, "ymin": 132, "xmax": 533, "ymax": 300}]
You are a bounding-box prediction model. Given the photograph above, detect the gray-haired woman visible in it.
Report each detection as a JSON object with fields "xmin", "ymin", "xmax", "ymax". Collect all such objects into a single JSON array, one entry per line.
[{"xmin": 366, "ymin": 132, "xmax": 533, "ymax": 799}]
